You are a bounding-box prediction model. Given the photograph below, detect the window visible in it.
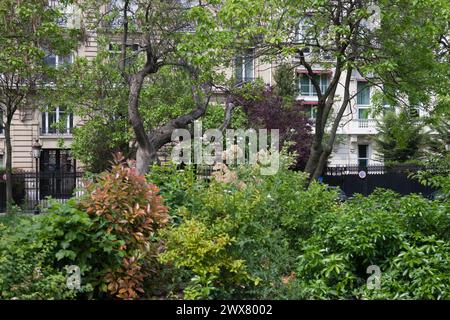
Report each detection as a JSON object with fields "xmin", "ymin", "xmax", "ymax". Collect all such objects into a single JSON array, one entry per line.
[
  {"xmin": 300, "ymin": 74, "xmax": 329, "ymax": 96},
  {"xmin": 358, "ymin": 108, "xmax": 370, "ymax": 120},
  {"xmin": 40, "ymin": 149, "xmax": 74, "ymax": 173},
  {"xmin": 358, "ymin": 144, "xmax": 369, "ymax": 168},
  {"xmin": 43, "ymin": 53, "xmax": 73, "ymax": 68},
  {"xmin": 358, "ymin": 108, "xmax": 370, "ymax": 127},
  {"xmin": 0, "ymin": 111, "xmax": 3, "ymax": 134},
  {"xmin": 49, "ymin": 1, "xmax": 76, "ymax": 27},
  {"xmin": 356, "ymin": 81, "xmax": 371, "ymax": 127},
  {"xmin": 357, "ymin": 81, "xmax": 371, "ymax": 106},
  {"xmin": 235, "ymin": 50, "xmax": 254, "ymax": 84},
  {"xmin": 42, "ymin": 107, "xmax": 74, "ymax": 135}
]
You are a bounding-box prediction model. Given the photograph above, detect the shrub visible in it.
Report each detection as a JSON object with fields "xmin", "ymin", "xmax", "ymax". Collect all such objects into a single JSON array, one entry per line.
[
  {"xmin": 78, "ymin": 153, "xmax": 169, "ymax": 299},
  {"xmin": 358, "ymin": 236, "xmax": 450, "ymax": 299},
  {"xmin": 158, "ymin": 217, "xmax": 253, "ymax": 300},
  {"xmin": 0, "ymin": 153, "xmax": 170, "ymax": 300},
  {"xmin": 291, "ymin": 190, "xmax": 449, "ymax": 299},
  {"xmin": 152, "ymin": 153, "xmax": 339, "ymax": 299},
  {"xmin": 0, "ymin": 215, "xmax": 78, "ymax": 300},
  {"xmin": 147, "ymin": 163, "xmax": 200, "ymax": 220}
]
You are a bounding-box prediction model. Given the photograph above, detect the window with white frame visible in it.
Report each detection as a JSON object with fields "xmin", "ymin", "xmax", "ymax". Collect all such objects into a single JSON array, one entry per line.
[
  {"xmin": 235, "ymin": 49, "xmax": 254, "ymax": 84},
  {"xmin": 300, "ymin": 74, "xmax": 329, "ymax": 96},
  {"xmin": 43, "ymin": 53, "xmax": 73, "ymax": 68},
  {"xmin": 357, "ymin": 81, "xmax": 371, "ymax": 127},
  {"xmin": 356, "ymin": 81, "xmax": 371, "ymax": 106},
  {"xmin": 41, "ymin": 107, "xmax": 73, "ymax": 135}
]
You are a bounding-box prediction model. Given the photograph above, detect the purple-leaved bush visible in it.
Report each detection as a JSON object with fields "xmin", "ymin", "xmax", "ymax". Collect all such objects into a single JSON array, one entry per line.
[{"xmin": 230, "ymin": 86, "xmax": 313, "ymax": 170}]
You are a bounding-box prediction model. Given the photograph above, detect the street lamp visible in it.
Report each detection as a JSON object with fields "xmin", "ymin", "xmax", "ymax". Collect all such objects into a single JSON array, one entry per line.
[{"xmin": 31, "ymin": 139, "xmax": 42, "ymax": 214}]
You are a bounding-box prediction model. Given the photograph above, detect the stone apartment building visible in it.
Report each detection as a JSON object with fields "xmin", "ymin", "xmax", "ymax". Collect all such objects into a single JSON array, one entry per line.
[{"xmin": 1, "ymin": 1, "xmax": 427, "ymax": 174}]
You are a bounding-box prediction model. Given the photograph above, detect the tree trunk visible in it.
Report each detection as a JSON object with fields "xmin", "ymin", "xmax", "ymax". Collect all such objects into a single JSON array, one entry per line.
[
  {"xmin": 311, "ymin": 149, "xmax": 331, "ymax": 180},
  {"xmin": 4, "ymin": 123, "xmax": 13, "ymax": 213},
  {"xmin": 135, "ymin": 145, "xmax": 158, "ymax": 175},
  {"xmin": 304, "ymin": 141, "xmax": 322, "ymax": 176},
  {"xmin": 304, "ymin": 101, "xmax": 326, "ymax": 178},
  {"xmin": 128, "ymin": 73, "xmax": 157, "ymax": 175}
]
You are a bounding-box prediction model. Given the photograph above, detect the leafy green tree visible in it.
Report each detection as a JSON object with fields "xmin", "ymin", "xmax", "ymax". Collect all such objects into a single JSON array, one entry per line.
[
  {"xmin": 54, "ymin": 36, "xmax": 247, "ymax": 172},
  {"xmin": 0, "ymin": 0, "xmax": 78, "ymax": 211},
  {"xmin": 273, "ymin": 63, "xmax": 298, "ymax": 100},
  {"xmin": 374, "ymin": 111, "xmax": 425, "ymax": 163},
  {"xmin": 75, "ymin": 0, "xmax": 241, "ymax": 174},
  {"xmin": 424, "ymin": 96, "xmax": 450, "ymax": 156}
]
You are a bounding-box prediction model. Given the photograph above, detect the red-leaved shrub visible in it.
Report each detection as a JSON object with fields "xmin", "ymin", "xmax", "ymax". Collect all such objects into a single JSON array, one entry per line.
[{"xmin": 80, "ymin": 153, "xmax": 169, "ymax": 299}]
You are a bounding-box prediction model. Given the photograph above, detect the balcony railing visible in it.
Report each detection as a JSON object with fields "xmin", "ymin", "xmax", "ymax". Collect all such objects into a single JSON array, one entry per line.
[{"xmin": 357, "ymin": 119, "xmax": 376, "ymax": 128}]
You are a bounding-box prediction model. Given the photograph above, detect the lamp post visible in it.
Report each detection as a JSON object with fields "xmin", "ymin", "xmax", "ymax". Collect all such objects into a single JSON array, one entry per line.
[{"xmin": 31, "ymin": 139, "xmax": 42, "ymax": 214}]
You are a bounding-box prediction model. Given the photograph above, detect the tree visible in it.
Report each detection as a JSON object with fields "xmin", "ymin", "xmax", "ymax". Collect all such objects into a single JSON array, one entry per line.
[
  {"xmin": 76, "ymin": 0, "xmax": 240, "ymax": 174},
  {"xmin": 0, "ymin": 0, "xmax": 77, "ymax": 211},
  {"xmin": 424, "ymin": 96, "xmax": 450, "ymax": 157},
  {"xmin": 218, "ymin": 0, "xmax": 450, "ymax": 180},
  {"xmin": 374, "ymin": 110, "xmax": 425, "ymax": 163}
]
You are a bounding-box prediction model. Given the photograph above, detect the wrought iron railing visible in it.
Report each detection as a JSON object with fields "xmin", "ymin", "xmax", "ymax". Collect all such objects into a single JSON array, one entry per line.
[{"xmin": 0, "ymin": 171, "xmax": 85, "ymax": 213}]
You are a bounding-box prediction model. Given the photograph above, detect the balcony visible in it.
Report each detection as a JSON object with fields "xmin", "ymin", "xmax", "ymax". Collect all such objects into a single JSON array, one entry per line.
[{"xmin": 339, "ymin": 119, "xmax": 378, "ymax": 135}]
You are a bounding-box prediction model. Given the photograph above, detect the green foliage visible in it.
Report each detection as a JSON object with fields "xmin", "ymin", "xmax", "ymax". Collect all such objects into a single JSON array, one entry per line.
[
  {"xmin": 150, "ymin": 153, "xmax": 339, "ymax": 299},
  {"xmin": 147, "ymin": 164, "xmax": 200, "ymax": 220},
  {"xmin": 0, "ymin": 213, "xmax": 81, "ymax": 300},
  {"xmin": 292, "ymin": 190, "xmax": 449, "ymax": 299},
  {"xmin": 375, "ymin": 111, "xmax": 426, "ymax": 163},
  {"xmin": 358, "ymin": 237, "xmax": 450, "ymax": 299},
  {"xmin": 273, "ymin": 63, "xmax": 298, "ymax": 100},
  {"xmin": 52, "ymin": 39, "xmax": 132, "ymax": 172},
  {"xmin": 159, "ymin": 217, "xmax": 251, "ymax": 300},
  {"xmin": 152, "ymin": 156, "xmax": 449, "ymax": 300},
  {"xmin": 0, "ymin": 153, "xmax": 171, "ymax": 300},
  {"xmin": 413, "ymin": 153, "xmax": 450, "ymax": 196}
]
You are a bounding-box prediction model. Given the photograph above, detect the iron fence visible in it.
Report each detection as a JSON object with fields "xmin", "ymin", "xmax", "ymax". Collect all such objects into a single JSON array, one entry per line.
[
  {"xmin": 0, "ymin": 171, "xmax": 85, "ymax": 213},
  {"xmin": 323, "ymin": 164, "xmax": 448, "ymax": 197}
]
